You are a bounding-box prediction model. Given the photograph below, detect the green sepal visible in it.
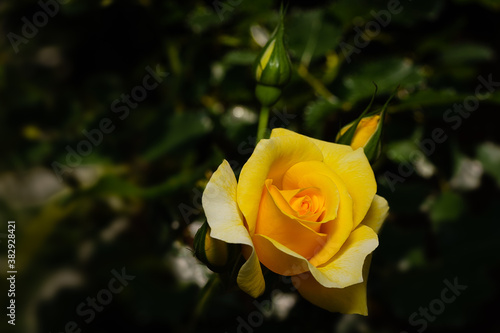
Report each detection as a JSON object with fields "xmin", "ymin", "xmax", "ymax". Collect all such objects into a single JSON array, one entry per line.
[
  {"xmin": 255, "ymin": 84, "xmax": 282, "ymax": 107},
  {"xmin": 336, "ymin": 84, "xmax": 378, "ymax": 146},
  {"xmin": 194, "ymin": 221, "xmax": 239, "ymax": 273},
  {"xmin": 362, "ymin": 86, "xmax": 398, "ymax": 163}
]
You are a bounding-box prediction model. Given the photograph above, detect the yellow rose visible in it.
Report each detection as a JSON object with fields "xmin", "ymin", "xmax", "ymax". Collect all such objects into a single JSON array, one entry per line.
[{"xmin": 202, "ymin": 128, "xmax": 388, "ymax": 315}]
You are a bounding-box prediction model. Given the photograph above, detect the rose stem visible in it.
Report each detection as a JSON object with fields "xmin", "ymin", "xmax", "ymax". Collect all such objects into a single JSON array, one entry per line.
[
  {"xmin": 185, "ymin": 273, "xmax": 221, "ymax": 333},
  {"xmin": 256, "ymin": 105, "xmax": 270, "ymax": 142}
]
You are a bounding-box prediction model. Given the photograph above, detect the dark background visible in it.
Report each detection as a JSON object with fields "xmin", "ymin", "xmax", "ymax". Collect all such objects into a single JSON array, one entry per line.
[{"xmin": 1, "ymin": 0, "xmax": 499, "ymax": 332}]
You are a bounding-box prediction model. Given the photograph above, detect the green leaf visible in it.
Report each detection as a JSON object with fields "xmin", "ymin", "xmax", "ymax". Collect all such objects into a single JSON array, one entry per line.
[
  {"xmin": 328, "ymin": 0, "xmax": 372, "ymax": 28},
  {"xmin": 187, "ymin": 6, "xmax": 223, "ymax": 33},
  {"xmin": 439, "ymin": 43, "xmax": 494, "ymax": 65},
  {"xmin": 429, "ymin": 191, "xmax": 465, "ymax": 225},
  {"xmin": 222, "ymin": 50, "xmax": 259, "ymax": 66},
  {"xmin": 82, "ymin": 175, "xmax": 143, "ymax": 198},
  {"xmin": 440, "ymin": 43, "xmax": 494, "ymax": 66},
  {"xmin": 393, "ymin": 89, "xmax": 465, "ymax": 112},
  {"xmin": 287, "ymin": 9, "xmax": 342, "ymax": 64},
  {"xmin": 142, "ymin": 112, "xmax": 213, "ymax": 162},
  {"xmin": 304, "ymin": 98, "xmax": 341, "ymax": 137},
  {"xmin": 342, "ymin": 58, "xmax": 424, "ymax": 104},
  {"xmin": 17, "ymin": 198, "xmax": 78, "ymax": 269}
]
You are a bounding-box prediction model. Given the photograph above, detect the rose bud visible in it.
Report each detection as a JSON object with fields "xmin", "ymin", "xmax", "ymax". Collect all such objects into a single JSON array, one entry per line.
[
  {"xmin": 194, "ymin": 221, "xmax": 235, "ymax": 273},
  {"xmin": 337, "ymin": 114, "xmax": 380, "ymax": 150},
  {"xmin": 336, "ymin": 86, "xmax": 397, "ymax": 163},
  {"xmin": 254, "ymin": 11, "xmax": 292, "ymax": 106},
  {"xmin": 336, "ymin": 114, "xmax": 383, "ymax": 163}
]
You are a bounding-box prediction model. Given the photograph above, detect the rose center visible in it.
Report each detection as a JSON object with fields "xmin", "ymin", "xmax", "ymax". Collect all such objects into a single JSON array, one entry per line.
[
  {"xmin": 289, "ymin": 193, "xmax": 318, "ymax": 217},
  {"xmin": 293, "ymin": 196, "xmax": 309, "ymax": 215}
]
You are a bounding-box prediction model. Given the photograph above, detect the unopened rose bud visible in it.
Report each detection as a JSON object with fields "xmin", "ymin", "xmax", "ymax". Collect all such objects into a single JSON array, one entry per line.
[
  {"xmin": 254, "ymin": 11, "xmax": 291, "ymax": 106},
  {"xmin": 194, "ymin": 221, "xmax": 235, "ymax": 273},
  {"xmin": 336, "ymin": 86, "xmax": 397, "ymax": 163},
  {"xmin": 337, "ymin": 114, "xmax": 381, "ymax": 149}
]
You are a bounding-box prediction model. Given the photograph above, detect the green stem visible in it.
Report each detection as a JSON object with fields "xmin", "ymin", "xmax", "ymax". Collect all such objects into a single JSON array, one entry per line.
[
  {"xmin": 196, "ymin": 274, "xmax": 220, "ymax": 317},
  {"xmin": 297, "ymin": 64, "xmax": 338, "ymax": 103},
  {"xmin": 185, "ymin": 274, "xmax": 220, "ymax": 333},
  {"xmin": 256, "ymin": 105, "xmax": 270, "ymax": 142}
]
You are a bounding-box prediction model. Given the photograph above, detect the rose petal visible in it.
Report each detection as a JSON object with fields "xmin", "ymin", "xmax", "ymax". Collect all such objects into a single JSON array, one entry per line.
[
  {"xmin": 238, "ymin": 134, "xmax": 324, "ymax": 235},
  {"xmin": 268, "ymin": 185, "xmax": 325, "ymax": 231},
  {"xmin": 271, "ymin": 128, "xmax": 376, "ymax": 228},
  {"xmin": 351, "ymin": 115, "xmax": 380, "ymax": 150},
  {"xmin": 309, "ymin": 225, "xmax": 378, "ymax": 288},
  {"xmin": 202, "ymin": 160, "xmax": 265, "ymax": 298},
  {"xmin": 320, "ymin": 148, "xmax": 376, "ymax": 228},
  {"xmin": 268, "ymin": 187, "xmax": 305, "ymax": 217},
  {"xmin": 253, "ymin": 234, "xmax": 309, "ymax": 276},
  {"xmin": 254, "ymin": 225, "xmax": 377, "ymax": 289},
  {"xmin": 282, "ymin": 160, "xmax": 354, "ymax": 266},
  {"xmin": 292, "ymin": 256, "xmax": 373, "ymax": 315},
  {"xmin": 282, "ymin": 162, "xmax": 340, "ymax": 223},
  {"xmin": 255, "ymin": 180, "xmax": 328, "ymax": 259},
  {"xmin": 361, "ymin": 195, "xmax": 389, "ymax": 234}
]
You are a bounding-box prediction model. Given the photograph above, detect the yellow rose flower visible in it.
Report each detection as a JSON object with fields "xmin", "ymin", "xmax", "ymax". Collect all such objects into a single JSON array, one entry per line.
[{"xmin": 202, "ymin": 128, "xmax": 388, "ymax": 315}]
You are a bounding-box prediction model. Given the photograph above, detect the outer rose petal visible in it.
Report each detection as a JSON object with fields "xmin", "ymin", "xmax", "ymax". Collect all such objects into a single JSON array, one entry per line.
[
  {"xmin": 253, "ymin": 225, "xmax": 378, "ymax": 288},
  {"xmin": 202, "ymin": 160, "xmax": 265, "ymax": 298},
  {"xmin": 292, "ymin": 195, "xmax": 388, "ymax": 314},
  {"xmin": 320, "ymin": 148, "xmax": 376, "ymax": 228},
  {"xmin": 238, "ymin": 134, "xmax": 324, "ymax": 235},
  {"xmin": 309, "ymin": 224, "xmax": 378, "ymax": 288},
  {"xmin": 361, "ymin": 195, "xmax": 389, "ymax": 234},
  {"xmin": 271, "ymin": 128, "xmax": 376, "ymax": 228},
  {"xmin": 292, "ymin": 256, "xmax": 373, "ymax": 315},
  {"xmin": 252, "ymin": 234, "xmax": 309, "ymax": 276}
]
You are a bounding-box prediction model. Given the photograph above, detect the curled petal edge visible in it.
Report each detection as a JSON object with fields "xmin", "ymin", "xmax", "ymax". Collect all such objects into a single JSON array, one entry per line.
[{"xmin": 202, "ymin": 160, "xmax": 265, "ymax": 298}]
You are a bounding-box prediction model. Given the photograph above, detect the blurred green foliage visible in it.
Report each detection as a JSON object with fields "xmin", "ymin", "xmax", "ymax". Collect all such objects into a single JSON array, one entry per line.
[{"xmin": 0, "ymin": 0, "xmax": 499, "ymax": 332}]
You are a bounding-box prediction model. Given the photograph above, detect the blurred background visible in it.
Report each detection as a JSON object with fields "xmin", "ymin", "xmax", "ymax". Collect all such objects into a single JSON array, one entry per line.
[{"xmin": 1, "ymin": 0, "xmax": 500, "ymax": 332}]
